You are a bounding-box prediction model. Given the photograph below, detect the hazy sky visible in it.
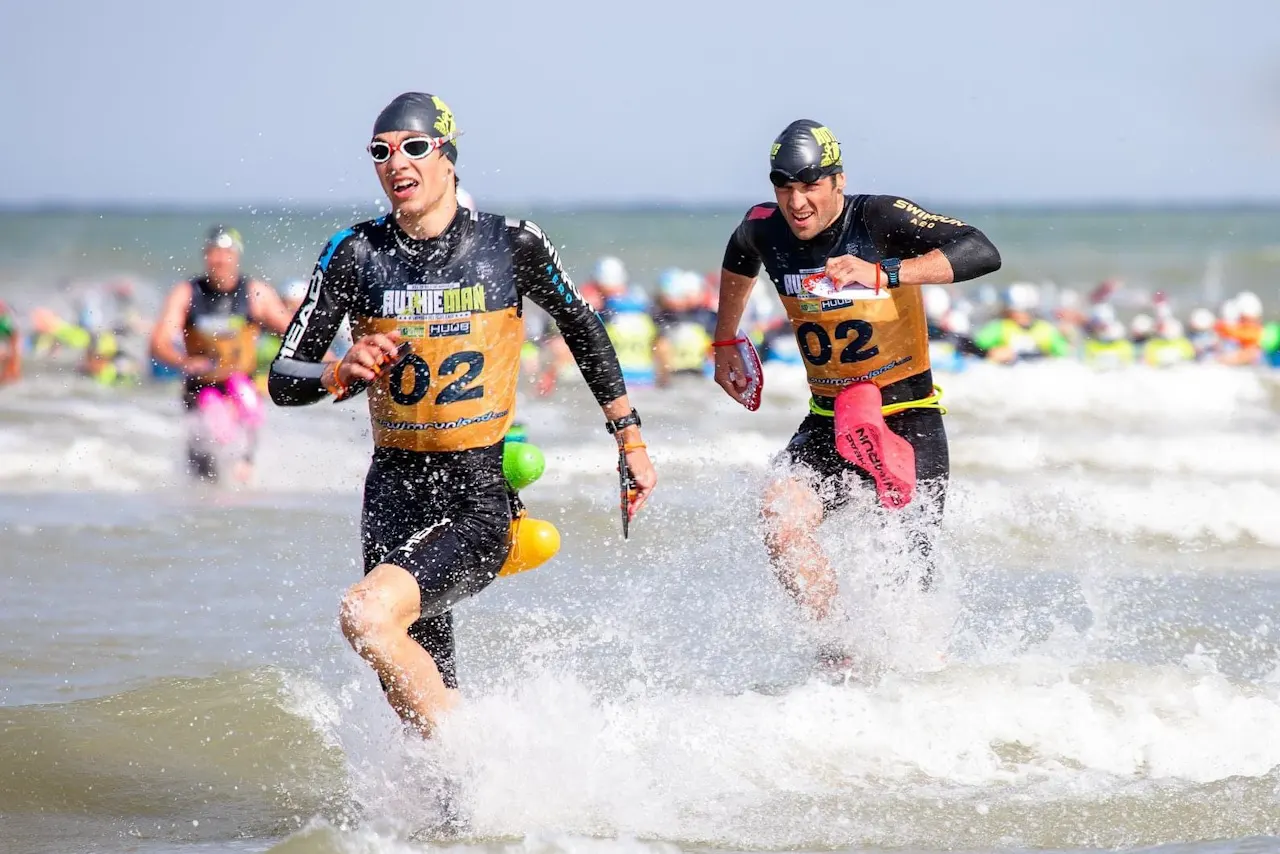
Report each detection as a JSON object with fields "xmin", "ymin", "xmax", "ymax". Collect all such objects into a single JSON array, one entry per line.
[{"xmin": 3, "ymin": 0, "xmax": 1278, "ymax": 207}]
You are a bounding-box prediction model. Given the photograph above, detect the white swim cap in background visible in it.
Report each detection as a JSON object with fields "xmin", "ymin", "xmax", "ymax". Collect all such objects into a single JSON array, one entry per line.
[
  {"xmin": 1234, "ymin": 291, "xmax": 1263, "ymax": 319},
  {"xmin": 1188, "ymin": 307, "xmax": 1215, "ymax": 332},
  {"xmin": 1003, "ymin": 282, "xmax": 1039, "ymax": 312},
  {"xmin": 594, "ymin": 256, "xmax": 627, "ymax": 289},
  {"xmin": 1129, "ymin": 314, "xmax": 1155, "ymax": 337},
  {"xmin": 921, "ymin": 285, "xmax": 951, "ymax": 320}
]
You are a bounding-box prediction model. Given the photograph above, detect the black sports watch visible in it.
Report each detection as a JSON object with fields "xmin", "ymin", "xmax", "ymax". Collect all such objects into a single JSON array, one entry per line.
[
  {"xmin": 880, "ymin": 257, "xmax": 902, "ymax": 288},
  {"xmin": 605, "ymin": 408, "xmax": 642, "ymax": 435}
]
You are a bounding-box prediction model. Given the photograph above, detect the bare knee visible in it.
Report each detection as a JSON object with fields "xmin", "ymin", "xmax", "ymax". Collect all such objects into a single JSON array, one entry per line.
[
  {"xmin": 762, "ymin": 515, "xmax": 802, "ymax": 562},
  {"xmin": 339, "ymin": 563, "xmax": 422, "ymax": 645},
  {"xmin": 339, "ymin": 582, "xmax": 407, "ymax": 651},
  {"xmin": 761, "ymin": 478, "xmax": 822, "ymax": 558}
]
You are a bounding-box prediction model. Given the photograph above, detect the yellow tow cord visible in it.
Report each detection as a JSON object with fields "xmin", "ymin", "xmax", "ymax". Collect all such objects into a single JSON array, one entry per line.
[{"xmin": 808, "ymin": 384, "xmax": 947, "ymax": 418}]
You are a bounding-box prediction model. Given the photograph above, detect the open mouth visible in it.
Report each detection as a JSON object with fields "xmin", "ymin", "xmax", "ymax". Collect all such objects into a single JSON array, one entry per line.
[{"xmin": 391, "ymin": 178, "xmax": 419, "ymax": 200}]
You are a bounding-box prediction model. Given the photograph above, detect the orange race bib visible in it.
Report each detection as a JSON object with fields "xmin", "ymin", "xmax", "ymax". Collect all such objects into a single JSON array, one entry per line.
[
  {"xmin": 184, "ymin": 317, "xmax": 260, "ymax": 382},
  {"xmin": 355, "ymin": 299, "xmax": 524, "ymax": 453},
  {"xmin": 779, "ymin": 274, "xmax": 929, "ymax": 396}
]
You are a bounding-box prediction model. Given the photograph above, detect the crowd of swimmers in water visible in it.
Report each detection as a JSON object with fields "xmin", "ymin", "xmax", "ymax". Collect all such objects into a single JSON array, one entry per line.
[{"xmin": 1, "ymin": 250, "xmax": 1278, "ymax": 395}]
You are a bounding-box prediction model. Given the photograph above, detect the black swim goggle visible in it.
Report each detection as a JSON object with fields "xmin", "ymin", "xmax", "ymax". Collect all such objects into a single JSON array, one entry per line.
[
  {"xmin": 769, "ymin": 165, "xmax": 834, "ymax": 188},
  {"xmin": 367, "ymin": 131, "xmax": 460, "ymax": 163}
]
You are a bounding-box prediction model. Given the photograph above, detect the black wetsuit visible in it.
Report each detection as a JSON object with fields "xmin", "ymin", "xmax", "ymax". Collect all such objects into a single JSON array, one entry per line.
[
  {"xmin": 269, "ymin": 208, "xmax": 625, "ymax": 687},
  {"xmin": 182, "ymin": 275, "xmax": 258, "ymax": 478},
  {"xmin": 723, "ymin": 194, "xmax": 1000, "ymax": 581},
  {"xmin": 927, "ymin": 320, "xmax": 983, "ymax": 357},
  {"xmin": 182, "ymin": 275, "xmax": 251, "ymax": 407}
]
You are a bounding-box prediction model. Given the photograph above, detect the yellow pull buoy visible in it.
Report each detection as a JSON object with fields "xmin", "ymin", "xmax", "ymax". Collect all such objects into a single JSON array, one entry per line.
[{"xmin": 498, "ymin": 513, "xmax": 561, "ymax": 577}]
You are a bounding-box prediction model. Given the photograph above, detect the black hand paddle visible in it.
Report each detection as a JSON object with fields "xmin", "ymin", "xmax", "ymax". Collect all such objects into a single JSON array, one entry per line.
[{"xmin": 618, "ymin": 444, "xmax": 637, "ymax": 539}]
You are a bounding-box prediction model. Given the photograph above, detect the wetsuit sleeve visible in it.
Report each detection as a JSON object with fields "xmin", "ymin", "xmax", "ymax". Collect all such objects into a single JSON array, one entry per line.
[
  {"xmin": 721, "ymin": 211, "xmax": 764, "ymax": 278},
  {"xmin": 510, "ymin": 220, "xmax": 627, "ymax": 405},
  {"xmin": 956, "ymin": 334, "xmax": 985, "ymax": 358},
  {"xmin": 862, "ymin": 195, "xmax": 1001, "ymax": 282},
  {"xmin": 268, "ymin": 232, "xmax": 358, "ymax": 406}
]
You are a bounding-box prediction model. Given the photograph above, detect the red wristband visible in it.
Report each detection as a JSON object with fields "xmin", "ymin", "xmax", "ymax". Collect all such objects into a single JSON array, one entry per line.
[{"xmin": 712, "ymin": 337, "xmax": 747, "ymax": 347}]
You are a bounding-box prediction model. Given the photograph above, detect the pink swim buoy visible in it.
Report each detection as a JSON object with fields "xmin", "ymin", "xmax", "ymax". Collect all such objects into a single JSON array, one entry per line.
[
  {"xmin": 195, "ymin": 386, "xmax": 237, "ymax": 445},
  {"xmin": 223, "ymin": 372, "xmax": 264, "ymax": 428},
  {"xmin": 832, "ymin": 383, "xmax": 916, "ymax": 510}
]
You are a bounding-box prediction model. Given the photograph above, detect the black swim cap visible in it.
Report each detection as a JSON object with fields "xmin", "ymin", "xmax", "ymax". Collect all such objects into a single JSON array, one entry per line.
[
  {"xmin": 769, "ymin": 119, "xmax": 842, "ymax": 185},
  {"xmin": 372, "ymin": 92, "xmax": 460, "ymax": 163}
]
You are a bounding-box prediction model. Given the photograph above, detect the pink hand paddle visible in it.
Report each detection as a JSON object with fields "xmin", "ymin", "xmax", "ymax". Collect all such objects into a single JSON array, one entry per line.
[{"xmin": 727, "ymin": 329, "xmax": 763, "ymax": 411}]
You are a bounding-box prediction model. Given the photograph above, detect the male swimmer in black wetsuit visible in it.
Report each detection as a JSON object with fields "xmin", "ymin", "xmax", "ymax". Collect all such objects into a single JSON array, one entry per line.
[
  {"xmin": 269, "ymin": 93, "xmax": 656, "ymax": 735},
  {"xmin": 713, "ymin": 120, "xmax": 1000, "ymax": 665}
]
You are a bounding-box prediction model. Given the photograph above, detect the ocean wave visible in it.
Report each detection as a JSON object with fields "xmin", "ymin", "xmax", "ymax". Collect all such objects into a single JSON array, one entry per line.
[
  {"xmin": 5, "ymin": 636, "xmax": 1280, "ymax": 851},
  {"xmin": 954, "ymin": 475, "xmax": 1280, "ymax": 548},
  {"xmin": 0, "ymin": 668, "xmax": 345, "ymax": 841},
  {"xmin": 264, "ymin": 660, "xmax": 1280, "ymax": 852}
]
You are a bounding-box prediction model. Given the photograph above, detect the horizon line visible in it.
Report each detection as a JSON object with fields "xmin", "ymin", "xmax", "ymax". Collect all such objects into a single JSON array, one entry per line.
[{"xmin": 3, "ymin": 197, "xmax": 1280, "ymax": 215}]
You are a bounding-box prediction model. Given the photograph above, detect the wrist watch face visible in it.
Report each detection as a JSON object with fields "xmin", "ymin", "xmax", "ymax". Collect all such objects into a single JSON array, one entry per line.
[{"xmin": 608, "ymin": 410, "xmax": 641, "ymax": 433}]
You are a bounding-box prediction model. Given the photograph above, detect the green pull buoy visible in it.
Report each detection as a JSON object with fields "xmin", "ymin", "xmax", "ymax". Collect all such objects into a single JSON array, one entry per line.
[
  {"xmin": 506, "ymin": 422, "xmax": 529, "ymax": 443},
  {"xmin": 503, "ymin": 441, "xmax": 545, "ymax": 491},
  {"xmin": 1262, "ymin": 322, "xmax": 1279, "ymax": 354}
]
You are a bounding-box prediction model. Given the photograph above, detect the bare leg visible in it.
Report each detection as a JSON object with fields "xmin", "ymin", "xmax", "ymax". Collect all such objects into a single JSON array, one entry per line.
[
  {"xmin": 761, "ymin": 475, "xmax": 839, "ymax": 621},
  {"xmin": 232, "ymin": 427, "xmax": 259, "ymax": 484},
  {"xmin": 653, "ymin": 337, "xmax": 672, "ymax": 388},
  {"xmin": 339, "ymin": 562, "xmax": 457, "ymax": 736}
]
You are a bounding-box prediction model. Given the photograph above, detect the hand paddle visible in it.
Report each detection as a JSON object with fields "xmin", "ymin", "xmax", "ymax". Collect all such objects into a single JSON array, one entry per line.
[
  {"xmin": 732, "ymin": 329, "xmax": 763, "ymax": 411},
  {"xmin": 618, "ymin": 444, "xmax": 637, "ymax": 539}
]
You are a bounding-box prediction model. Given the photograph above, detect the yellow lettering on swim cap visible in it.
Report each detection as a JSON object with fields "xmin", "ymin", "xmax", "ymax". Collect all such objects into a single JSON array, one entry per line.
[
  {"xmin": 431, "ymin": 95, "xmax": 456, "ymax": 137},
  {"xmin": 811, "ymin": 126, "xmax": 841, "ymax": 169},
  {"xmin": 770, "ymin": 142, "xmax": 782, "ymax": 158}
]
